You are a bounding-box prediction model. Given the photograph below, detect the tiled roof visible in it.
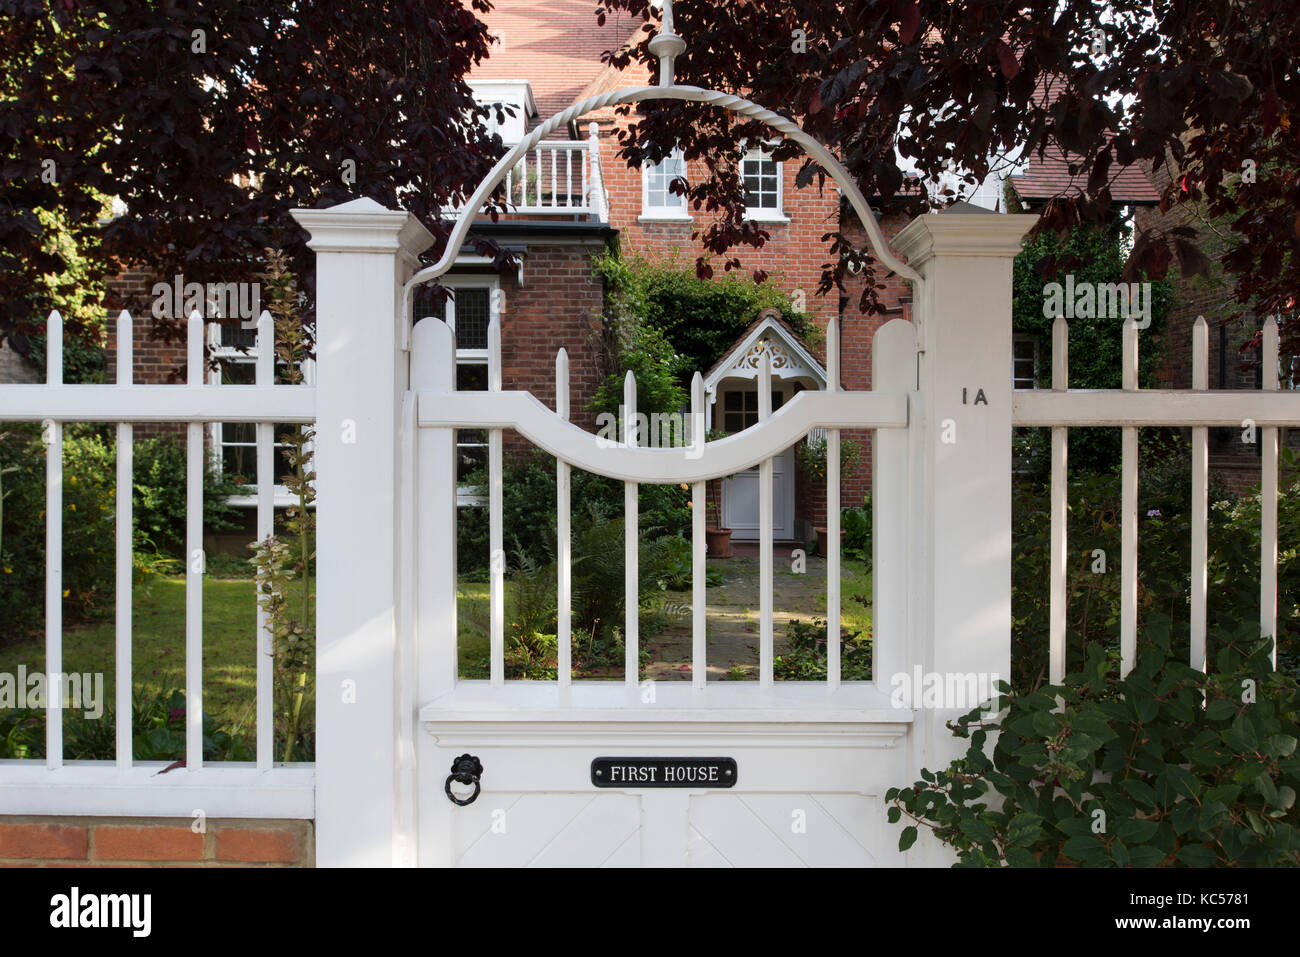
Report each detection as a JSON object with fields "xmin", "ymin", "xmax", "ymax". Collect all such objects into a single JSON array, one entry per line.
[
  {"xmin": 1012, "ymin": 144, "xmax": 1159, "ymax": 204},
  {"xmin": 470, "ymin": 0, "xmax": 643, "ymax": 127}
]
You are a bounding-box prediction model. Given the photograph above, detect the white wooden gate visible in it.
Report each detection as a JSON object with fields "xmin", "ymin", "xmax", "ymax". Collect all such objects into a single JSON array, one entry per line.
[{"xmin": 410, "ymin": 310, "xmax": 919, "ymax": 867}]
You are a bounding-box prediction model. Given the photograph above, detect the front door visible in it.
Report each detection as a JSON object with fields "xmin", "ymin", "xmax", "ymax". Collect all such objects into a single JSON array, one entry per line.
[{"xmin": 719, "ymin": 385, "xmax": 796, "ymax": 540}]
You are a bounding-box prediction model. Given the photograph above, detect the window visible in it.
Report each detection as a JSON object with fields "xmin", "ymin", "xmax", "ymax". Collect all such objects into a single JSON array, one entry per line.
[
  {"xmin": 1013, "ymin": 335, "xmax": 1039, "ymax": 390},
  {"xmin": 209, "ymin": 323, "xmax": 307, "ymax": 506},
  {"xmin": 741, "ymin": 147, "xmax": 784, "ymax": 220},
  {"xmin": 722, "ymin": 389, "xmax": 784, "ymax": 433},
  {"xmin": 415, "ymin": 278, "xmax": 500, "ymax": 504},
  {"xmin": 641, "ymin": 151, "xmax": 689, "ymax": 219}
]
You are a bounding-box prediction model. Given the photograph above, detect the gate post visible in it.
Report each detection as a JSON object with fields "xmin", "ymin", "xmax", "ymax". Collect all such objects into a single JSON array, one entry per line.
[
  {"xmin": 290, "ymin": 198, "xmax": 433, "ymax": 867},
  {"xmin": 892, "ymin": 205, "xmax": 1036, "ymax": 864}
]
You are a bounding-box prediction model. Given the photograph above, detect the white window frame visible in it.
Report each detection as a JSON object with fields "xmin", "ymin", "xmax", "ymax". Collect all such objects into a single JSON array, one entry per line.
[
  {"xmin": 208, "ymin": 323, "xmax": 315, "ymax": 508},
  {"xmin": 640, "ymin": 149, "xmax": 691, "ymax": 222},
  {"xmin": 740, "ymin": 145, "xmax": 788, "ymax": 223},
  {"xmin": 437, "ymin": 277, "xmax": 501, "ymax": 507}
]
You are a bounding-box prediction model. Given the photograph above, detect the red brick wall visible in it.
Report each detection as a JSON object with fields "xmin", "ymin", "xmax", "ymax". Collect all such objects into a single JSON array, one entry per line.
[
  {"xmin": 500, "ymin": 244, "xmax": 606, "ymax": 435},
  {"xmin": 0, "ymin": 816, "xmax": 313, "ymax": 867}
]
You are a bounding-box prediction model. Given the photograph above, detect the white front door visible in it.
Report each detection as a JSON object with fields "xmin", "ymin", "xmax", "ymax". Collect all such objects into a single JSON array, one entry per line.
[{"xmin": 719, "ymin": 385, "xmax": 796, "ymax": 540}]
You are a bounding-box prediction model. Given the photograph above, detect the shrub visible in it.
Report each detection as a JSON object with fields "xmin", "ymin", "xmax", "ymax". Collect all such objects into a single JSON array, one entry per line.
[
  {"xmin": 887, "ymin": 614, "xmax": 1300, "ymax": 867},
  {"xmin": 593, "ymin": 250, "xmax": 823, "ymax": 384},
  {"xmin": 842, "ymin": 492, "xmax": 872, "ymax": 563},
  {"xmin": 1010, "ymin": 442, "xmax": 1298, "ymax": 691},
  {"xmin": 459, "ymin": 451, "xmax": 689, "ymax": 575},
  {"xmin": 0, "ymin": 425, "xmax": 244, "ymax": 641},
  {"xmin": 774, "ymin": 615, "xmax": 872, "ymax": 681},
  {"xmin": 0, "ymin": 687, "xmax": 251, "ymax": 762}
]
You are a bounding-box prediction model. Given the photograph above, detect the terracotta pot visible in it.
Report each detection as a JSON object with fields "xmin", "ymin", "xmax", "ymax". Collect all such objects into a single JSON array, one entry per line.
[
  {"xmin": 705, "ymin": 527, "xmax": 733, "ymax": 558},
  {"xmin": 814, "ymin": 526, "xmax": 844, "ymax": 556}
]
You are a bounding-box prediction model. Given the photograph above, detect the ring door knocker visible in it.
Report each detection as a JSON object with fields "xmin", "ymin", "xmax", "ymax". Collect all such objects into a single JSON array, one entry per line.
[{"xmin": 445, "ymin": 754, "xmax": 483, "ymax": 806}]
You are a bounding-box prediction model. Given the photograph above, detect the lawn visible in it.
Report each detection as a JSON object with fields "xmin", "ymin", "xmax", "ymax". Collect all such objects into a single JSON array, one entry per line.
[{"xmin": 0, "ymin": 553, "xmax": 874, "ymax": 740}]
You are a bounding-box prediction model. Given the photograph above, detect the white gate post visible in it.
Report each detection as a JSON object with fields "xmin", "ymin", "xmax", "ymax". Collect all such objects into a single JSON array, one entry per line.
[
  {"xmin": 290, "ymin": 198, "xmax": 433, "ymax": 867},
  {"xmin": 892, "ymin": 206, "xmax": 1035, "ymax": 864}
]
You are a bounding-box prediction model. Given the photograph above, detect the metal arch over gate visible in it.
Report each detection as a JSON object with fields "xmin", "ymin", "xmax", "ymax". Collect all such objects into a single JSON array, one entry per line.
[{"xmin": 402, "ymin": 0, "xmax": 920, "ymax": 324}]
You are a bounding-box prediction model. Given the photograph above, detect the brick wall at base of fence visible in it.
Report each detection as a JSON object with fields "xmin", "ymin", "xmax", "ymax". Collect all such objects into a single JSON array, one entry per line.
[{"xmin": 0, "ymin": 815, "xmax": 314, "ymax": 867}]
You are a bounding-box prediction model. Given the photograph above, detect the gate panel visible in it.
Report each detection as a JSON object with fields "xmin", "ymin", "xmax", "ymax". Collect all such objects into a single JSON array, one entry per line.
[{"xmin": 410, "ymin": 311, "xmax": 917, "ymax": 867}]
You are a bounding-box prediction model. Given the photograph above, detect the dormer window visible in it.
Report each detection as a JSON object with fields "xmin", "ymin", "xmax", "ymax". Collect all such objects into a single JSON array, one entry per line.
[{"xmin": 468, "ymin": 80, "xmax": 537, "ymax": 146}]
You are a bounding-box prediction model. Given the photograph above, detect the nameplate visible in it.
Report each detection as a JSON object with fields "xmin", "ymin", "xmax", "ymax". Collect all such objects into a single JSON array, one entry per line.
[{"xmin": 591, "ymin": 757, "xmax": 737, "ymax": 788}]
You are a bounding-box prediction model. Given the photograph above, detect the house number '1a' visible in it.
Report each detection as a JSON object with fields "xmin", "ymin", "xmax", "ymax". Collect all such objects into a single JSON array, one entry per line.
[{"xmin": 962, "ymin": 388, "xmax": 988, "ymax": 405}]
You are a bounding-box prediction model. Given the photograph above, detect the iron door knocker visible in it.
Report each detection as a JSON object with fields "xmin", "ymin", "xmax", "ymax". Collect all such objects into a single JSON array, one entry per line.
[{"xmin": 445, "ymin": 754, "xmax": 483, "ymax": 806}]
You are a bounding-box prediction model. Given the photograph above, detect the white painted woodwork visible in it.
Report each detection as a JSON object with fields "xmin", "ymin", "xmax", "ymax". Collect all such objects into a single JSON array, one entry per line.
[
  {"xmin": 1262, "ymin": 317, "xmax": 1280, "ymax": 666},
  {"xmin": 488, "ymin": 315, "xmax": 504, "ymax": 687},
  {"xmin": 1120, "ymin": 319, "xmax": 1138, "ymax": 676},
  {"xmin": 290, "ymin": 197, "xmax": 433, "ymax": 866},
  {"xmin": 45, "ymin": 311, "xmax": 63, "ymax": 769},
  {"xmin": 1191, "ymin": 317, "xmax": 1209, "ymax": 672},
  {"xmin": 1049, "ymin": 317, "xmax": 1068, "ymax": 683},
  {"xmin": 419, "ymin": 389, "xmax": 908, "ymax": 481},
  {"xmin": 870, "ymin": 318, "xmax": 912, "ymax": 700},
  {"xmin": 691, "ymin": 373, "xmax": 707, "ymax": 691},
  {"xmin": 758, "ymin": 354, "xmax": 774, "ymax": 689},
  {"xmin": 114, "ymin": 310, "xmax": 134, "ymax": 769},
  {"xmin": 255, "ymin": 312, "xmax": 275, "ymax": 771},
  {"xmin": 624, "ymin": 371, "xmax": 639, "ymax": 692},
  {"xmin": 826, "ymin": 318, "xmax": 842, "ymax": 690},
  {"xmin": 556, "ymin": 349, "xmax": 572, "ymax": 689}
]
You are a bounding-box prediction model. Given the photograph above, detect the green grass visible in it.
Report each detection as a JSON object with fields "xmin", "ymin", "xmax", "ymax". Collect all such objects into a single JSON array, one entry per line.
[
  {"xmin": 0, "ymin": 574, "xmax": 266, "ymax": 732},
  {"xmin": 1, "ymin": 555, "xmax": 874, "ymax": 723}
]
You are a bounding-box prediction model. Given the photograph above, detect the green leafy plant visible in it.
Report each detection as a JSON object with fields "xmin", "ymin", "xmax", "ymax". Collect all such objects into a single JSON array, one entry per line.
[
  {"xmin": 774, "ymin": 610, "xmax": 872, "ymax": 681},
  {"xmin": 887, "ymin": 614, "xmax": 1300, "ymax": 867},
  {"xmin": 795, "ymin": 433, "xmax": 860, "ymax": 485},
  {"xmin": 842, "ymin": 492, "xmax": 872, "ymax": 563},
  {"xmin": 0, "ymin": 687, "xmax": 251, "ymax": 762},
  {"xmin": 248, "ymin": 249, "xmax": 315, "ymax": 762}
]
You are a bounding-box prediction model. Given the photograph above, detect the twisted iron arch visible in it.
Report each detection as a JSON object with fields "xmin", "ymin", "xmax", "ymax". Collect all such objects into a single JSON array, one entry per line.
[{"xmin": 403, "ymin": 84, "xmax": 920, "ymax": 319}]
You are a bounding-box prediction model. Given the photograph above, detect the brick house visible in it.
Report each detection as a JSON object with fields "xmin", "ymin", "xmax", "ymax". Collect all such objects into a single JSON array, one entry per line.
[{"xmin": 88, "ymin": 0, "xmax": 1129, "ymax": 550}]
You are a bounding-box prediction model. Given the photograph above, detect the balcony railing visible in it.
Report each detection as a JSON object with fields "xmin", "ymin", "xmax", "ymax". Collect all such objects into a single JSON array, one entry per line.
[{"xmin": 450, "ymin": 124, "xmax": 608, "ymax": 223}]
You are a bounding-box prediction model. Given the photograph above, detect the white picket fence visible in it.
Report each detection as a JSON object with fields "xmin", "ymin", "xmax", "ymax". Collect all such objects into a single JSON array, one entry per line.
[
  {"xmin": 0, "ymin": 309, "xmax": 314, "ymax": 817},
  {"xmin": 2, "ymin": 197, "xmax": 1297, "ymax": 864},
  {"xmin": 1013, "ymin": 315, "xmax": 1292, "ymax": 681}
]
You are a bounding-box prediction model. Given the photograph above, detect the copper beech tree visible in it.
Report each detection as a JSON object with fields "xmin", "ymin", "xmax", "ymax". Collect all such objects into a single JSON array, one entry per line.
[
  {"xmin": 1, "ymin": 0, "xmax": 515, "ymax": 352},
  {"xmin": 597, "ymin": 0, "xmax": 1299, "ymax": 356}
]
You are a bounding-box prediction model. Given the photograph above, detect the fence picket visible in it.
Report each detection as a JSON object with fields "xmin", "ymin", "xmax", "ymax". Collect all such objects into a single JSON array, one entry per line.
[
  {"xmin": 556, "ymin": 349, "xmax": 572, "ymax": 689},
  {"xmin": 624, "ymin": 371, "xmax": 639, "ymax": 693},
  {"xmin": 115, "ymin": 311, "xmax": 134, "ymax": 768},
  {"xmin": 1191, "ymin": 316, "xmax": 1209, "ymax": 672},
  {"xmin": 489, "ymin": 315, "xmax": 504, "ymax": 686},
  {"xmin": 691, "ymin": 372, "xmax": 706, "ymax": 691},
  {"xmin": 826, "ymin": 318, "xmax": 841, "ymax": 690},
  {"xmin": 255, "ymin": 311, "xmax": 275, "ymax": 768},
  {"xmin": 759, "ymin": 352, "xmax": 774, "ymax": 689},
  {"xmin": 1120, "ymin": 319, "xmax": 1139, "ymax": 676},
  {"xmin": 1262, "ymin": 317, "xmax": 1280, "ymax": 667},
  {"xmin": 1049, "ymin": 317, "xmax": 1069, "ymax": 683},
  {"xmin": 185, "ymin": 312, "xmax": 205, "ymax": 769},
  {"xmin": 45, "ymin": 310, "xmax": 63, "ymax": 768}
]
